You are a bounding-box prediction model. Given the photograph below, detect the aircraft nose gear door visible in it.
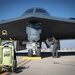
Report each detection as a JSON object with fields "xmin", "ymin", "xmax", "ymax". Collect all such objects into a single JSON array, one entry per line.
[{"xmin": 26, "ymin": 23, "xmax": 41, "ymax": 57}]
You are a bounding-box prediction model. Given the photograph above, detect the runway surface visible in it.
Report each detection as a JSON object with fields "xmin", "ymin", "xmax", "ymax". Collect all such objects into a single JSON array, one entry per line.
[{"xmin": 0, "ymin": 49, "xmax": 75, "ymax": 75}]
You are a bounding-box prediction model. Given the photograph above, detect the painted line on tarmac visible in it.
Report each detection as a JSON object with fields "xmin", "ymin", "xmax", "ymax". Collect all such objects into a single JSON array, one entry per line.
[
  {"xmin": 1, "ymin": 60, "xmax": 30, "ymax": 75},
  {"xmin": 17, "ymin": 60, "xmax": 30, "ymax": 67},
  {"xmin": 0, "ymin": 72, "xmax": 9, "ymax": 75}
]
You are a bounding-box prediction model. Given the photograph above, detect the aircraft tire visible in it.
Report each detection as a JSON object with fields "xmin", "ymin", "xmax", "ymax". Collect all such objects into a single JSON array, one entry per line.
[
  {"xmin": 28, "ymin": 49, "xmax": 33, "ymax": 57},
  {"xmin": 36, "ymin": 49, "xmax": 41, "ymax": 57}
]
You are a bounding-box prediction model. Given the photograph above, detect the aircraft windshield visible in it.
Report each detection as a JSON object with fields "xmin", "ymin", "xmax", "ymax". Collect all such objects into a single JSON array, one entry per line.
[
  {"xmin": 22, "ymin": 8, "xmax": 50, "ymax": 16},
  {"xmin": 36, "ymin": 9, "xmax": 47, "ymax": 13},
  {"xmin": 25, "ymin": 9, "xmax": 33, "ymax": 13}
]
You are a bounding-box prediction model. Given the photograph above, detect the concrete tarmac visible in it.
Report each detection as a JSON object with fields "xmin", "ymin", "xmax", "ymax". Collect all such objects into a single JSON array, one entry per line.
[
  {"xmin": 1, "ymin": 50, "xmax": 75, "ymax": 75},
  {"xmin": 12, "ymin": 51, "xmax": 75, "ymax": 75}
]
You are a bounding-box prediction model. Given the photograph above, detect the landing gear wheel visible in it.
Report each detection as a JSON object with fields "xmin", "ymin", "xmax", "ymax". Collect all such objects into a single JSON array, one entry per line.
[
  {"xmin": 36, "ymin": 49, "xmax": 41, "ymax": 57},
  {"xmin": 28, "ymin": 49, "xmax": 33, "ymax": 57},
  {"xmin": 0, "ymin": 67, "xmax": 2, "ymax": 73},
  {"xmin": 12, "ymin": 60, "xmax": 17, "ymax": 72}
]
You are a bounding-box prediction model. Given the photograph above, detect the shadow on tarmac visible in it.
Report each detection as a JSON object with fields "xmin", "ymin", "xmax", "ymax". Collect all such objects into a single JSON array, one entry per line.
[
  {"xmin": 16, "ymin": 51, "xmax": 75, "ymax": 58},
  {"xmin": 15, "ymin": 66, "xmax": 29, "ymax": 74}
]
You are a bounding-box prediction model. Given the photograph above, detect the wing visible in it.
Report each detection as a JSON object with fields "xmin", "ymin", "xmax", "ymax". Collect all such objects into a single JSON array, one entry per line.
[{"xmin": 0, "ymin": 13, "xmax": 75, "ymax": 40}]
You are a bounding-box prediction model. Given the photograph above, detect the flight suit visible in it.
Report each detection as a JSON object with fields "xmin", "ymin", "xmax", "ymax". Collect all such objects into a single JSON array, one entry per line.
[{"xmin": 52, "ymin": 37, "xmax": 58, "ymax": 58}]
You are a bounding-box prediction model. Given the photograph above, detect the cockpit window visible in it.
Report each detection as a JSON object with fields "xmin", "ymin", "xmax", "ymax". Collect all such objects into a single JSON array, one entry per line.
[
  {"xmin": 36, "ymin": 9, "xmax": 47, "ymax": 13},
  {"xmin": 25, "ymin": 9, "xmax": 33, "ymax": 13},
  {"xmin": 22, "ymin": 8, "xmax": 50, "ymax": 16}
]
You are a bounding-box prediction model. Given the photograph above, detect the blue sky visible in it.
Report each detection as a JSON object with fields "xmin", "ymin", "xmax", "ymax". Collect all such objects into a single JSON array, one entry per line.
[{"xmin": 0, "ymin": 0, "xmax": 75, "ymax": 48}]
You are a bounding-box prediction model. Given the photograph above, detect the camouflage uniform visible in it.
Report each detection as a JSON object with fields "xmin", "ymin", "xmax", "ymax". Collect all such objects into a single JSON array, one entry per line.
[{"xmin": 52, "ymin": 37, "xmax": 58, "ymax": 57}]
